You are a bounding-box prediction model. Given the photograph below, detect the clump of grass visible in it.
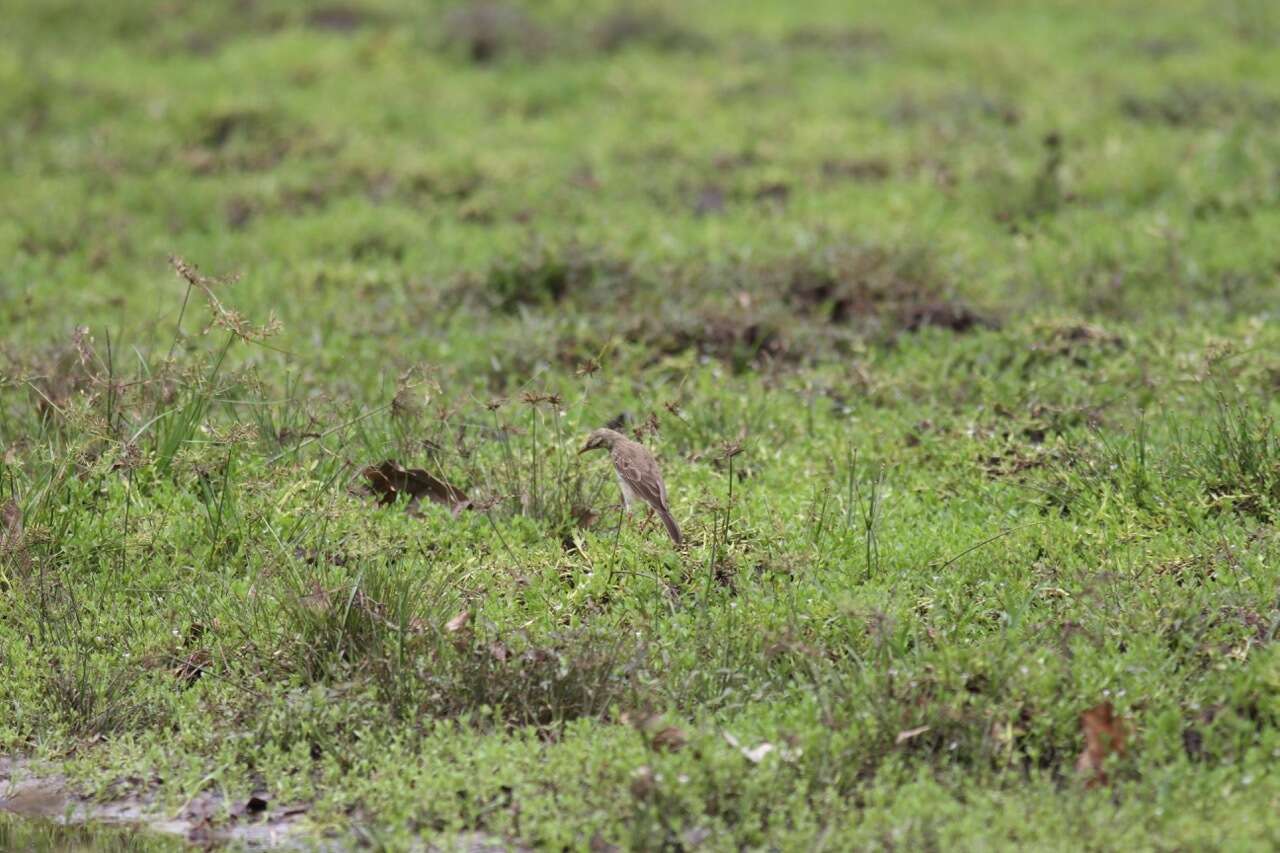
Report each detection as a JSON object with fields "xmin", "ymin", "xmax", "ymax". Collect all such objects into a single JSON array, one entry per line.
[
  {"xmin": 422, "ymin": 626, "xmax": 647, "ymax": 728},
  {"xmin": 273, "ymin": 553, "xmax": 646, "ymax": 727},
  {"xmin": 43, "ymin": 655, "xmax": 150, "ymax": 739},
  {"xmin": 1040, "ymin": 417, "xmax": 1165, "ymax": 517},
  {"xmin": 181, "ymin": 106, "xmax": 304, "ymax": 174},
  {"xmin": 464, "ymin": 392, "xmax": 608, "ymax": 538},
  {"xmin": 274, "ymin": 555, "xmax": 464, "ymax": 715},
  {"xmin": 1185, "ymin": 384, "xmax": 1280, "ymax": 520}
]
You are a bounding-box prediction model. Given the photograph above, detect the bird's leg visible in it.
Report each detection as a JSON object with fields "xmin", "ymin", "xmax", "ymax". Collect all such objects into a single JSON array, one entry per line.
[
  {"xmin": 606, "ymin": 501, "xmax": 625, "ymax": 586},
  {"xmin": 637, "ymin": 505, "xmax": 656, "ymax": 536}
]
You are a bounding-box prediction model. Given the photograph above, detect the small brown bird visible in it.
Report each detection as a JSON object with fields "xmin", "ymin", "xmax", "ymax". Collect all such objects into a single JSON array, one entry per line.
[{"xmin": 579, "ymin": 427, "xmax": 682, "ymax": 545}]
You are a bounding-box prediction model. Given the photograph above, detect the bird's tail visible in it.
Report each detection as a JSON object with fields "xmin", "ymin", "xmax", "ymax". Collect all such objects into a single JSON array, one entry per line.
[{"xmin": 657, "ymin": 507, "xmax": 682, "ymax": 545}]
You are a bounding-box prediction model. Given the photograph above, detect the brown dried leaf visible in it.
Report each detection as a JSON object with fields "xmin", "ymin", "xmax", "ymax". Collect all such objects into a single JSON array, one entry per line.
[
  {"xmin": 361, "ymin": 460, "xmax": 470, "ymax": 516},
  {"xmin": 650, "ymin": 726, "xmax": 688, "ymax": 752},
  {"xmin": 629, "ymin": 766, "xmax": 656, "ymax": 800},
  {"xmin": 172, "ymin": 649, "xmax": 212, "ymax": 687},
  {"xmin": 1076, "ymin": 702, "xmax": 1129, "ymax": 788},
  {"xmin": 446, "ymin": 610, "xmax": 472, "ymax": 633}
]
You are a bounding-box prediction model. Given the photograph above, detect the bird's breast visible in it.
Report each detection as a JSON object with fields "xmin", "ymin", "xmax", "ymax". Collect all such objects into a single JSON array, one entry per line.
[{"xmin": 615, "ymin": 469, "xmax": 637, "ymax": 508}]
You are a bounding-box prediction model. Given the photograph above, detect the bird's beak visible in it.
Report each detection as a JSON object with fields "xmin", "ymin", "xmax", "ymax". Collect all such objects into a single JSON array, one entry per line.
[{"xmin": 577, "ymin": 443, "xmax": 591, "ymax": 455}]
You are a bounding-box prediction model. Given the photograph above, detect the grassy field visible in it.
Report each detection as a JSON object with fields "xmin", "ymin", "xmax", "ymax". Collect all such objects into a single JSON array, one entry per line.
[{"xmin": 3, "ymin": 0, "xmax": 1280, "ymax": 848}]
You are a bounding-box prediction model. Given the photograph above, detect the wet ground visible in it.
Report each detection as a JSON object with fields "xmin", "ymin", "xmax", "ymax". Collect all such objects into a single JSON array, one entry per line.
[
  {"xmin": 1, "ymin": 756, "xmax": 520, "ymax": 850},
  {"xmin": 0, "ymin": 757, "xmax": 307, "ymax": 849}
]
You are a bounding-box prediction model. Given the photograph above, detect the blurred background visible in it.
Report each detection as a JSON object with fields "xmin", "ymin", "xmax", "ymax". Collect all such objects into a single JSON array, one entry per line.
[{"xmin": 2, "ymin": 0, "xmax": 1278, "ymax": 386}]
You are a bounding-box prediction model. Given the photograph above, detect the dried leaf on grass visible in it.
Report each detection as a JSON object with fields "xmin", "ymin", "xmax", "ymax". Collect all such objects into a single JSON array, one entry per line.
[
  {"xmin": 622, "ymin": 710, "xmax": 689, "ymax": 752},
  {"xmin": 445, "ymin": 609, "xmax": 473, "ymax": 651},
  {"xmin": 170, "ymin": 620, "xmax": 217, "ymax": 687},
  {"xmin": 650, "ymin": 726, "xmax": 688, "ymax": 752},
  {"xmin": 172, "ymin": 649, "xmax": 212, "ymax": 687},
  {"xmin": 446, "ymin": 610, "xmax": 472, "ymax": 633},
  {"xmin": 359, "ymin": 460, "xmax": 470, "ymax": 516},
  {"xmin": 1076, "ymin": 701, "xmax": 1129, "ymax": 788}
]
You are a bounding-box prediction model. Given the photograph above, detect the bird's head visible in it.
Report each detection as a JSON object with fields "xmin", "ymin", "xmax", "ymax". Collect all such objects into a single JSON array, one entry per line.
[{"xmin": 579, "ymin": 427, "xmax": 623, "ymax": 454}]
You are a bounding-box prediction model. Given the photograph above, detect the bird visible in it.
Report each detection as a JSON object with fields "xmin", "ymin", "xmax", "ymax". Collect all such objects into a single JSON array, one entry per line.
[{"xmin": 578, "ymin": 427, "xmax": 682, "ymax": 545}]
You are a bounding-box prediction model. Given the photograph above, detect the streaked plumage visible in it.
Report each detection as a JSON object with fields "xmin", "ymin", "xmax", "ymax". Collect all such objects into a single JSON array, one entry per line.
[{"xmin": 579, "ymin": 428, "xmax": 681, "ymax": 545}]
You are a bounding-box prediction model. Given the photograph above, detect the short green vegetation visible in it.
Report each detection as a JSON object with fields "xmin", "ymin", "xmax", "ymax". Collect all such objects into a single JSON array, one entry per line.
[{"xmin": 3, "ymin": 0, "xmax": 1280, "ymax": 848}]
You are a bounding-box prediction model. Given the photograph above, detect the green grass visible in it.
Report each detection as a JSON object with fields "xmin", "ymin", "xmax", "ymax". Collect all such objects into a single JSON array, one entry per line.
[{"xmin": 3, "ymin": 0, "xmax": 1280, "ymax": 849}]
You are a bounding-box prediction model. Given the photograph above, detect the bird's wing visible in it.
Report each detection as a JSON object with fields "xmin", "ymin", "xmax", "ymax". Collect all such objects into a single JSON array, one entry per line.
[{"xmin": 612, "ymin": 442, "xmax": 670, "ymax": 512}]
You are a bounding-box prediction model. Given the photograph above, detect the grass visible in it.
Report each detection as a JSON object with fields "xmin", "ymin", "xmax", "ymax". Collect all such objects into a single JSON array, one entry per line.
[{"xmin": 3, "ymin": 0, "xmax": 1280, "ymax": 849}]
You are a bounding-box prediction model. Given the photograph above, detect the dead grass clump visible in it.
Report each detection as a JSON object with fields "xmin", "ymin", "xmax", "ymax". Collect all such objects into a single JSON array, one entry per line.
[
  {"xmin": 493, "ymin": 243, "xmax": 994, "ymax": 373},
  {"xmin": 897, "ymin": 301, "xmax": 992, "ymax": 334},
  {"xmin": 775, "ymin": 245, "xmax": 994, "ymax": 336},
  {"xmin": 1027, "ymin": 321, "xmax": 1125, "ymax": 366},
  {"xmin": 15, "ymin": 326, "xmax": 102, "ymax": 422},
  {"xmin": 273, "ymin": 560, "xmax": 456, "ymax": 718},
  {"xmin": 822, "ymin": 157, "xmax": 892, "ymax": 182},
  {"xmin": 1187, "ymin": 387, "xmax": 1280, "ymax": 521},
  {"xmin": 888, "ymin": 90, "xmax": 1021, "ymax": 128},
  {"xmin": 306, "ymin": 6, "xmax": 377, "ymax": 33},
  {"xmin": 181, "ymin": 108, "xmax": 302, "ymax": 174},
  {"xmin": 632, "ymin": 308, "xmax": 792, "ymax": 374},
  {"xmin": 465, "ymin": 242, "xmax": 632, "ymax": 313},
  {"xmin": 590, "ymin": 8, "xmax": 707, "ymax": 54},
  {"xmin": 784, "ymin": 26, "xmax": 886, "ymax": 54},
  {"xmin": 44, "ymin": 657, "xmax": 151, "ymax": 738},
  {"xmin": 1121, "ymin": 84, "xmax": 1280, "ymax": 127},
  {"xmin": 683, "ymin": 313, "xmax": 790, "ymax": 370},
  {"xmin": 276, "ymin": 562, "xmax": 645, "ymax": 728},
  {"xmin": 441, "ymin": 2, "xmax": 549, "ymax": 64}
]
